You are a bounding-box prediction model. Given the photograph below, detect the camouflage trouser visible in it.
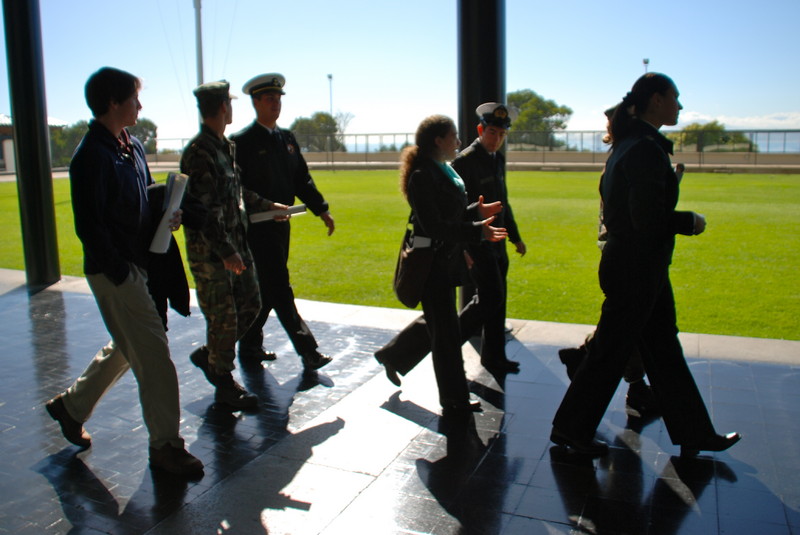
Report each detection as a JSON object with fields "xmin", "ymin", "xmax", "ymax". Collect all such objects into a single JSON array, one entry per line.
[{"xmin": 191, "ymin": 260, "xmax": 261, "ymax": 373}]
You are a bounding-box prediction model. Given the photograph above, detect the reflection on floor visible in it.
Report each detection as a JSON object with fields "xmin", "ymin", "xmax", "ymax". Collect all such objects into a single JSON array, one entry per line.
[{"xmin": 1, "ymin": 276, "xmax": 798, "ymax": 534}]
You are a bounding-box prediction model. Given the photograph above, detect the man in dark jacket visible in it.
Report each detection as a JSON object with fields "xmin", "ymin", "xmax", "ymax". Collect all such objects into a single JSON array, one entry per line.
[
  {"xmin": 230, "ymin": 73, "xmax": 333, "ymax": 372},
  {"xmin": 452, "ymin": 102, "xmax": 526, "ymax": 372},
  {"xmin": 45, "ymin": 67, "xmax": 203, "ymax": 478}
]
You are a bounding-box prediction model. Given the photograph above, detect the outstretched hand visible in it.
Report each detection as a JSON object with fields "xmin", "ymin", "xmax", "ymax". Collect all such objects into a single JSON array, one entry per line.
[
  {"xmin": 480, "ymin": 216, "xmax": 508, "ymax": 242},
  {"xmin": 477, "ymin": 195, "xmax": 502, "ymax": 220}
]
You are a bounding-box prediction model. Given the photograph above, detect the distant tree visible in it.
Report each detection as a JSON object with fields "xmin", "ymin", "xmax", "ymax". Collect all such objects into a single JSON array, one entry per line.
[
  {"xmin": 334, "ymin": 111, "xmax": 354, "ymax": 151},
  {"xmin": 667, "ymin": 121, "xmax": 754, "ymax": 152},
  {"xmin": 128, "ymin": 117, "xmax": 158, "ymax": 153},
  {"xmin": 506, "ymin": 89, "xmax": 572, "ymax": 149},
  {"xmin": 334, "ymin": 111, "xmax": 354, "ymax": 135},
  {"xmin": 49, "ymin": 120, "xmax": 88, "ymax": 167},
  {"xmin": 290, "ymin": 112, "xmax": 345, "ymax": 152},
  {"xmin": 49, "ymin": 117, "xmax": 159, "ymax": 167}
]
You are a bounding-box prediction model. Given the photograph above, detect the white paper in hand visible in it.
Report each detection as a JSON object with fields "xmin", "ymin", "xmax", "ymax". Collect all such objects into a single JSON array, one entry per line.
[
  {"xmin": 249, "ymin": 204, "xmax": 307, "ymax": 223},
  {"xmin": 149, "ymin": 172, "xmax": 188, "ymax": 253}
]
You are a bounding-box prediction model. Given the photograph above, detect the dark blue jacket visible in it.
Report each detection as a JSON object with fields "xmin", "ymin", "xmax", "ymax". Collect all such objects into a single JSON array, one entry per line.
[
  {"xmin": 601, "ymin": 119, "xmax": 694, "ymax": 268},
  {"xmin": 452, "ymin": 138, "xmax": 522, "ymax": 245},
  {"xmin": 69, "ymin": 120, "xmax": 153, "ymax": 285}
]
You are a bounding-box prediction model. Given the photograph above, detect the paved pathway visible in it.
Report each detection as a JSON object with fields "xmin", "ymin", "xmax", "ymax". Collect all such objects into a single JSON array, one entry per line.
[{"xmin": 0, "ymin": 268, "xmax": 798, "ymax": 534}]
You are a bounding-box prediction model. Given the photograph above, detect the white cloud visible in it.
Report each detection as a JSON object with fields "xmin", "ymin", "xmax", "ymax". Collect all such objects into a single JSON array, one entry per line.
[
  {"xmin": 569, "ymin": 110, "xmax": 800, "ymax": 132},
  {"xmin": 678, "ymin": 111, "xmax": 800, "ymax": 130}
]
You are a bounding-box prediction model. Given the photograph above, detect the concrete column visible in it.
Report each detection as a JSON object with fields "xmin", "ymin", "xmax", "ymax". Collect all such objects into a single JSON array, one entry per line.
[
  {"xmin": 457, "ymin": 0, "xmax": 506, "ymax": 308},
  {"xmin": 2, "ymin": 0, "xmax": 61, "ymax": 292},
  {"xmin": 457, "ymin": 0, "xmax": 506, "ymax": 147}
]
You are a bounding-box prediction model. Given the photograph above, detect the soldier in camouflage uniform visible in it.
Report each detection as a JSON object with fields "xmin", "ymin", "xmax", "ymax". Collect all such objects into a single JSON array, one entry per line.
[{"xmin": 181, "ymin": 80, "xmax": 287, "ymax": 410}]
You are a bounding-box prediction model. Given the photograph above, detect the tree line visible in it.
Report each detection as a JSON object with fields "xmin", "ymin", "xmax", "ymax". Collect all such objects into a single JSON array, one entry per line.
[
  {"xmin": 46, "ymin": 93, "xmax": 753, "ymax": 166},
  {"xmin": 49, "ymin": 118, "xmax": 157, "ymax": 167}
]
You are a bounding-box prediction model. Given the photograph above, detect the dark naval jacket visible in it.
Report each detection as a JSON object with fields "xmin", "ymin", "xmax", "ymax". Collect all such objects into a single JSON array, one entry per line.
[
  {"xmin": 451, "ymin": 138, "xmax": 522, "ymax": 245},
  {"xmin": 600, "ymin": 119, "xmax": 695, "ymax": 268},
  {"xmin": 230, "ymin": 122, "xmax": 329, "ymax": 216}
]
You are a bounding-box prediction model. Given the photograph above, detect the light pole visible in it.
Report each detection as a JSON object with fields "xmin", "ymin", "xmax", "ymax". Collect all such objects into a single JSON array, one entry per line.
[
  {"xmin": 194, "ymin": 0, "xmax": 204, "ymax": 85},
  {"xmin": 327, "ymin": 74, "xmax": 334, "ymax": 161},
  {"xmin": 327, "ymin": 74, "xmax": 333, "ymax": 116},
  {"xmin": 643, "ymin": 58, "xmax": 649, "ymax": 73}
]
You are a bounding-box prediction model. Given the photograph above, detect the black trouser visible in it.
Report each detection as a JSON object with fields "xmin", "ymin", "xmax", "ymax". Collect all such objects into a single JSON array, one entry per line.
[
  {"xmin": 552, "ymin": 248, "xmax": 716, "ymax": 445},
  {"xmin": 375, "ymin": 243, "xmax": 506, "ymax": 375},
  {"xmin": 240, "ymin": 221, "xmax": 318, "ymax": 357},
  {"xmin": 419, "ymin": 265, "xmax": 470, "ymax": 407},
  {"xmin": 467, "ymin": 242, "xmax": 509, "ymax": 363},
  {"xmin": 580, "ymin": 332, "xmax": 645, "ymax": 384}
]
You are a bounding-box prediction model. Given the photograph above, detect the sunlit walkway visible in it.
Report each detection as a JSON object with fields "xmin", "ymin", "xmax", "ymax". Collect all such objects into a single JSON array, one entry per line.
[{"xmin": 1, "ymin": 268, "xmax": 798, "ymax": 534}]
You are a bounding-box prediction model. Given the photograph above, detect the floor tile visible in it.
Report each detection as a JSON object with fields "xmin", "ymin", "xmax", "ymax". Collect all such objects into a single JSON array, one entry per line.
[{"xmin": 0, "ymin": 273, "xmax": 798, "ymax": 534}]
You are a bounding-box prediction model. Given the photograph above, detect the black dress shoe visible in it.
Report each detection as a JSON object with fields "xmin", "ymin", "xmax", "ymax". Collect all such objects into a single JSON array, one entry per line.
[
  {"xmin": 550, "ymin": 428, "xmax": 609, "ymax": 457},
  {"xmin": 482, "ymin": 357, "xmax": 520, "ymax": 373},
  {"xmin": 558, "ymin": 347, "xmax": 585, "ymax": 381},
  {"xmin": 441, "ymin": 396, "xmax": 483, "ymax": 414},
  {"xmin": 680, "ymin": 432, "xmax": 741, "ymax": 457},
  {"xmin": 239, "ymin": 346, "xmax": 277, "ymax": 363},
  {"xmin": 384, "ymin": 363, "xmax": 401, "ymax": 386},
  {"xmin": 46, "ymin": 395, "xmax": 92, "ymax": 449},
  {"xmin": 302, "ymin": 352, "xmax": 332, "ymax": 371},
  {"xmin": 625, "ymin": 380, "xmax": 660, "ymax": 417}
]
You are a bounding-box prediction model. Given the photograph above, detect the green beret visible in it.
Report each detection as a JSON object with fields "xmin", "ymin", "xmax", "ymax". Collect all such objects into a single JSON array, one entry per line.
[{"xmin": 193, "ymin": 80, "xmax": 235, "ymax": 100}]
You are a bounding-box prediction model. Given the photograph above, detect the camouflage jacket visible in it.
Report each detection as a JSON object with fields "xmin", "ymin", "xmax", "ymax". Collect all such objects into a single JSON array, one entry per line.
[{"xmin": 180, "ymin": 124, "xmax": 271, "ymax": 262}]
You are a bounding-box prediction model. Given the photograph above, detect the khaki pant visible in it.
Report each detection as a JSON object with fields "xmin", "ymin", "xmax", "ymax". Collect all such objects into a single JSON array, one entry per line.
[{"xmin": 62, "ymin": 265, "xmax": 183, "ymax": 449}]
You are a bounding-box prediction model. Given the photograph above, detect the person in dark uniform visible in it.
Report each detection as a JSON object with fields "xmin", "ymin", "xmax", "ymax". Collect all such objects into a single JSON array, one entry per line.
[
  {"xmin": 556, "ymin": 108, "xmax": 683, "ymax": 418},
  {"xmin": 398, "ymin": 114, "xmax": 507, "ymax": 413},
  {"xmin": 181, "ymin": 81, "xmax": 286, "ymax": 410},
  {"xmin": 373, "ymin": 104, "xmax": 524, "ymax": 384},
  {"xmin": 550, "ymin": 73, "xmax": 740, "ymax": 457},
  {"xmin": 452, "ymin": 102, "xmax": 526, "ymax": 372},
  {"xmin": 231, "ymin": 73, "xmax": 333, "ymax": 372}
]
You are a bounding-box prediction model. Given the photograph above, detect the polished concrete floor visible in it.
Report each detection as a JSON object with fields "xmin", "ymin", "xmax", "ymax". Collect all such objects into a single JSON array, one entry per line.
[{"xmin": 1, "ymin": 268, "xmax": 799, "ymax": 534}]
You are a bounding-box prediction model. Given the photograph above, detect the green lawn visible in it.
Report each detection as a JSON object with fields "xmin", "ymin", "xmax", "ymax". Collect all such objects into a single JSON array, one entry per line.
[{"xmin": 2, "ymin": 170, "xmax": 798, "ymax": 341}]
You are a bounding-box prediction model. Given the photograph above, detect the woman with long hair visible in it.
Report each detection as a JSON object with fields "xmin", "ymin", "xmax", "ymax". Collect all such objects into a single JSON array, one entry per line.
[
  {"xmin": 551, "ymin": 73, "xmax": 740, "ymax": 457},
  {"xmin": 396, "ymin": 115, "xmax": 507, "ymax": 413}
]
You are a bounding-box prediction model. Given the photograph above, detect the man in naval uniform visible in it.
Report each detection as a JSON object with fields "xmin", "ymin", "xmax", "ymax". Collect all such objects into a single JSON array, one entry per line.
[
  {"xmin": 451, "ymin": 102, "xmax": 526, "ymax": 373},
  {"xmin": 231, "ymin": 73, "xmax": 333, "ymax": 373}
]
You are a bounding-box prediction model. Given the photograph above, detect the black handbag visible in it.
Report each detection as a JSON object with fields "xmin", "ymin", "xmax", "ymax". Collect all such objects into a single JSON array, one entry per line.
[{"xmin": 393, "ymin": 224, "xmax": 434, "ymax": 309}]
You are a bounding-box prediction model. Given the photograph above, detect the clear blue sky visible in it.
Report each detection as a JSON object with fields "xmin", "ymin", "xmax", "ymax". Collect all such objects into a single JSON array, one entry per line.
[{"xmin": 1, "ymin": 0, "xmax": 798, "ymax": 147}]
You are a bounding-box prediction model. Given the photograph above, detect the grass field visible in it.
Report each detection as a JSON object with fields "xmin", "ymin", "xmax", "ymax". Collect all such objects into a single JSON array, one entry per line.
[{"xmin": 1, "ymin": 170, "xmax": 798, "ymax": 341}]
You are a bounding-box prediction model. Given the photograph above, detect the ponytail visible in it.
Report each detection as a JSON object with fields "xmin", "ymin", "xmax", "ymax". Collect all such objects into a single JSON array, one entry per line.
[
  {"xmin": 399, "ymin": 115, "xmax": 455, "ymax": 198},
  {"xmin": 399, "ymin": 145, "xmax": 420, "ymax": 198},
  {"xmin": 606, "ymin": 73, "xmax": 675, "ymax": 147}
]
